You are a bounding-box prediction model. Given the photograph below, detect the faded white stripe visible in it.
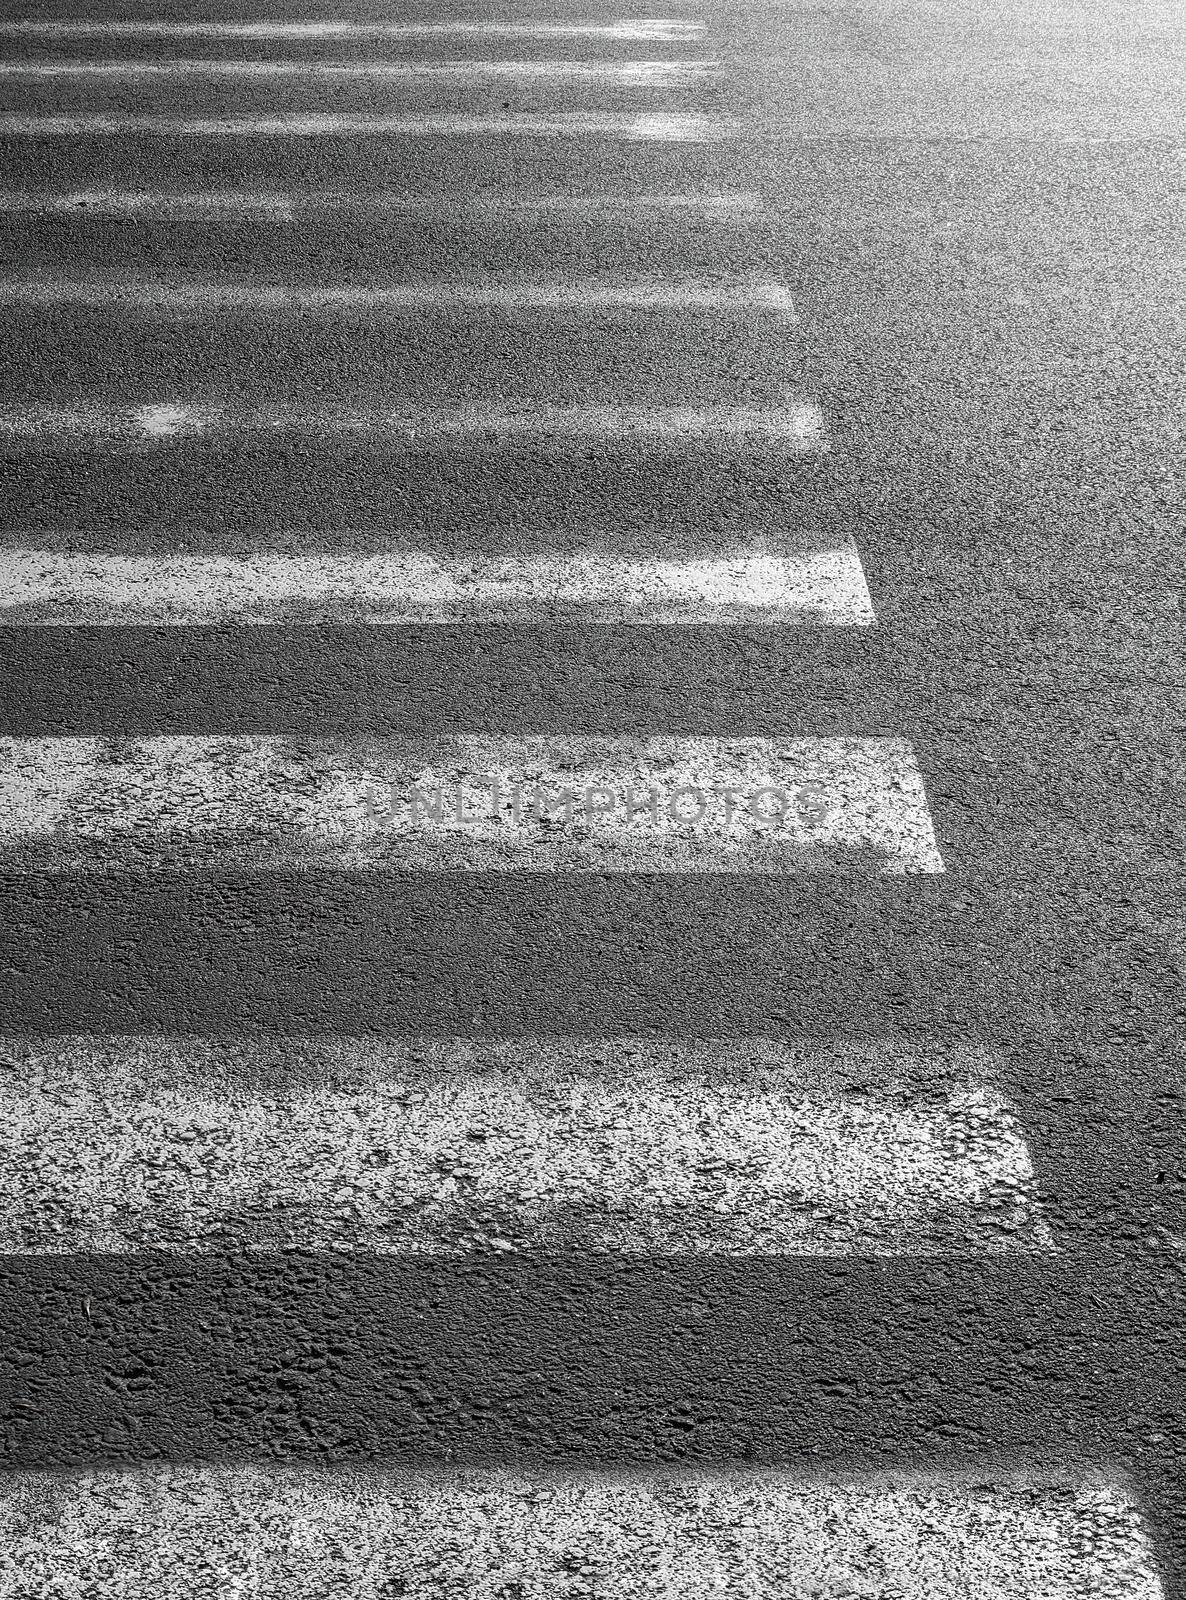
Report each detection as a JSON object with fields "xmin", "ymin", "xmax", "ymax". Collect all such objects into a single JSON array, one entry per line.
[
  {"xmin": 0, "ymin": 399, "xmax": 826, "ymax": 446},
  {"xmin": 0, "ymin": 735, "xmax": 943, "ymax": 873},
  {"xmin": 0, "ymin": 187, "xmax": 761, "ymax": 219},
  {"xmin": 0, "ymin": 111, "xmax": 727, "ymax": 140},
  {"xmin": 0, "ymin": 19, "xmax": 707, "ymax": 41},
  {"xmin": 0, "ymin": 1466, "xmax": 1163, "ymax": 1599},
  {"xmin": 471, "ymin": 187, "xmax": 762, "ymax": 213},
  {"xmin": 0, "ymin": 1038, "xmax": 1047, "ymax": 1256},
  {"xmin": 0, "ymin": 547, "xmax": 874, "ymax": 625},
  {"xmin": 0, "ymin": 276, "xmax": 795, "ymax": 313},
  {"xmin": 0, "ymin": 188, "xmax": 299, "ymax": 220},
  {"xmin": 0, "ymin": 57, "xmax": 712, "ymax": 82}
]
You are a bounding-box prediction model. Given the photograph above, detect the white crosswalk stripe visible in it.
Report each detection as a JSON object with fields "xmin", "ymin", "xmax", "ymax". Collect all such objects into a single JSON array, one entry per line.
[
  {"xmin": 0, "ymin": 276, "xmax": 797, "ymax": 312},
  {"xmin": 0, "ymin": 18, "xmax": 708, "ymax": 40},
  {"xmin": 0, "ymin": 1037, "xmax": 1045, "ymax": 1254},
  {"xmin": 0, "ymin": 187, "xmax": 764, "ymax": 218},
  {"xmin": 0, "ymin": 734, "xmax": 944, "ymax": 874},
  {"xmin": 0, "ymin": 58, "xmax": 715, "ymax": 83},
  {"xmin": 0, "ymin": 1466, "xmax": 1164, "ymax": 1599},
  {"xmin": 0, "ymin": 400, "xmax": 828, "ymax": 445},
  {"xmin": 0, "ymin": 546, "xmax": 874, "ymax": 625},
  {"xmin": 0, "ymin": 112, "xmax": 731, "ymax": 139}
]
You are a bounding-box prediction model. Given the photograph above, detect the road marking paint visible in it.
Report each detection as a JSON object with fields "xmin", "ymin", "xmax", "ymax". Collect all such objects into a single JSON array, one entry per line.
[
  {"xmin": 0, "ymin": 188, "xmax": 300, "ymax": 220},
  {"xmin": 0, "ymin": 57, "xmax": 712, "ymax": 83},
  {"xmin": 0, "ymin": 546, "xmax": 874, "ymax": 625},
  {"xmin": 0, "ymin": 188, "xmax": 761, "ymax": 220},
  {"xmin": 0, "ymin": 399, "xmax": 826, "ymax": 446},
  {"xmin": 0, "ymin": 735, "xmax": 942, "ymax": 873},
  {"xmin": 0, "ymin": 1038, "xmax": 1047, "ymax": 1255},
  {"xmin": 135, "ymin": 401, "xmax": 197, "ymax": 438},
  {"xmin": 0, "ymin": 1466, "xmax": 1162, "ymax": 1598},
  {"xmin": 0, "ymin": 19, "xmax": 707, "ymax": 41},
  {"xmin": 0, "ymin": 111, "xmax": 727, "ymax": 139},
  {"xmin": 471, "ymin": 188, "xmax": 762, "ymax": 212},
  {"xmin": 0, "ymin": 276, "xmax": 796, "ymax": 313}
]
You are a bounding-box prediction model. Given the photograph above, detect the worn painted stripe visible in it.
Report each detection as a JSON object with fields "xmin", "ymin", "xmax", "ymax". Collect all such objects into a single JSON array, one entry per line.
[
  {"xmin": 0, "ymin": 57, "xmax": 712, "ymax": 83},
  {"xmin": 0, "ymin": 276, "xmax": 796, "ymax": 313},
  {"xmin": 0, "ymin": 734, "xmax": 942, "ymax": 874},
  {"xmin": 0, "ymin": 1037, "xmax": 1048, "ymax": 1256},
  {"xmin": 459, "ymin": 188, "xmax": 763, "ymax": 214},
  {"xmin": 0, "ymin": 1466, "xmax": 1163, "ymax": 1598},
  {"xmin": 0, "ymin": 187, "xmax": 761, "ymax": 219},
  {"xmin": 0, "ymin": 188, "xmax": 301, "ymax": 219},
  {"xmin": 0, "ymin": 19, "xmax": 707, "ymax": 41},
  {"xmin": 0, "ymin": 400, "xmax": 826, "ymax": 446},
  {"xmin": 0, "ymin": 112, "xmax": 728, "ymax": 140},
  {"xmin": 0, "ymin": 547, "xmax": 874, "ymax": 626}
]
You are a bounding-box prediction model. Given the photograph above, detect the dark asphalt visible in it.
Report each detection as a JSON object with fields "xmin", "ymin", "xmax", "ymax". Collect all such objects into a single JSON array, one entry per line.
[{"xmin": 0, "ymin": 0, "xmax": 1184, "ymax": 1591}]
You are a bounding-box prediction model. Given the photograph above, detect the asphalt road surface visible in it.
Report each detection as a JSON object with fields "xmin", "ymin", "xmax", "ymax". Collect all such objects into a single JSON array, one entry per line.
[{"xmin": 0, "ymin": 2, "xmax": 1183, "ymax": 1594}]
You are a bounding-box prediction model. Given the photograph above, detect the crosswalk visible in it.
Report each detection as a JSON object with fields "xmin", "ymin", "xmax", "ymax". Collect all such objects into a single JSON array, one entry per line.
[{"xmin": 0, "ymin": 5, "xmax": 1168, "ymax": 1595}]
